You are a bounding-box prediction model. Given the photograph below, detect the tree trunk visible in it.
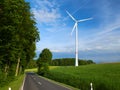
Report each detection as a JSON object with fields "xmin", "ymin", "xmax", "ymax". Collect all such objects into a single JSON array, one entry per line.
[
  {"xmin": 19, "ymin": 65, "xmax": 22, "ymax": 75},
  {"xmin": 4, "ymin": 64, "xmax": 9, "ymax": 78},
  {"xmin": 15, "ymin": 57, "xmax": 20, "ymax": 76}
]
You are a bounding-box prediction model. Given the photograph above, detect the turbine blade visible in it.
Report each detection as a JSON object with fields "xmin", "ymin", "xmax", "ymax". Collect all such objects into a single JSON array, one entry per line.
[
  {"xmin": 71, "ymin": 23, "xmax": 76, "ymax": 35},
  {"xmin": 66, "ymin": 10, "xmax": 76, "ymax": 21},
  {"xmin": 78, "ymin": 17, "xmax": 93, "ymax": 22}
]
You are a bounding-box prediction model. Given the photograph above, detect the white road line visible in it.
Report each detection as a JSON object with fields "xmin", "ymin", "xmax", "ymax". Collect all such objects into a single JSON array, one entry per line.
[
  {"xmin": 38, "ymin": 82, "xmax": 42, "ymax": 85},
  {"xmin": 21, "ymin": 75, "xmax": 26, "ymax": 90}
]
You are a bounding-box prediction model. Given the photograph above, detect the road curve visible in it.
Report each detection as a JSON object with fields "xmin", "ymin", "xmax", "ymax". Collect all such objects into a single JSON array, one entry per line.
[{"xmin": 23, "ymin": 72, "xmax": 70, "ymax": 90}]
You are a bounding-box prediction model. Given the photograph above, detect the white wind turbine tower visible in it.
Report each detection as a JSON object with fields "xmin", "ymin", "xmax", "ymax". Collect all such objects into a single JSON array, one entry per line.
[{"xmin": 66, "ymin": 10, "xmax": 92, "ymax": 66}]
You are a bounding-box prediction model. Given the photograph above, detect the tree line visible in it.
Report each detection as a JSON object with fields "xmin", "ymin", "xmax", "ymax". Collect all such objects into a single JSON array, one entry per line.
[
  {"xmin": 51, "ymin": 58, "xmax": 95, "ymax": 66},
  {"xmin": 0, "ymin": 0, "xmax": 39, "ymax": 87},
  {"xmin": 27, "ymin": 58, "xmax": 95, "ymax": 69}
]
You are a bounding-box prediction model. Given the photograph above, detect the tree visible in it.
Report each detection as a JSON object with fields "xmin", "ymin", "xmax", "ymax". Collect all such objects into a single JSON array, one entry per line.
[
  {"xmin": 37, "ymin": 48, "xmax": 52, "ymax": 76},
  {"xmin": 0, "ymin": 0, "xmax": 39, "ymax": 86},
  {"xmin": 39, "ymin": 48, "xmax": 52, "ymax": 64},
  {"xmin": 87, "ymin": 60, "xmax": 95, "ymax": 64},
  {"xmin": 27, "ymin": 59, "xmax": 37, "ymax": 69}
]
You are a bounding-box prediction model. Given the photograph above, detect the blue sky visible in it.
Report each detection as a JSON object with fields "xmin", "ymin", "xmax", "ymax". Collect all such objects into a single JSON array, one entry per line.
[{"xmin": 26, "ymin": 0, "xmax": 120, "ymax": 63}]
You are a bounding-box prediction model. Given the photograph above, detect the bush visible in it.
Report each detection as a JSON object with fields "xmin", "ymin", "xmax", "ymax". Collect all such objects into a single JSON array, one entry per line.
[{"xmin": 38, "ymin": 63, "xmax": 49, "ymax": 76}]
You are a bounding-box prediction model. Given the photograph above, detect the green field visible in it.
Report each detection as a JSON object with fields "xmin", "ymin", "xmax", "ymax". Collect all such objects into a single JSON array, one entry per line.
[
  {"xmin": 45, "ymin": 63, "xmax": 120, "ymax": 90},
  {"xmin": 25, "ymin": 68, "xmax": 37, "ymax": 72}
]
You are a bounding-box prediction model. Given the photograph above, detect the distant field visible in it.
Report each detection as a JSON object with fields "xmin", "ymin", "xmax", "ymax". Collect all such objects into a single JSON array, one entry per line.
[
  {"xmin": 25, "ymin": 68, "xmax": 37, "ymax": 72},
  {"xmin": 25, "ymin": 66, "xmax": 59, "ymax": 72},
  {"xmin": 45, "ymin": 63, "xmax": 120, "ymax": 90}
]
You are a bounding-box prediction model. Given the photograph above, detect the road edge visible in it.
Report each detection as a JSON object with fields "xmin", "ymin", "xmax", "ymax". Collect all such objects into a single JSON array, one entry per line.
[{"xmin": 20, "ymin": 74, "xmax": 26, "ymax": 90}]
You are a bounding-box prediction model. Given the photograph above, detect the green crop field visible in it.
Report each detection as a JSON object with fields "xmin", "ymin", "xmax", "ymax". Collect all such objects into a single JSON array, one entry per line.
[{"xmin": 45, "ymin": 63, "xmax": 120, "ymax": 90}]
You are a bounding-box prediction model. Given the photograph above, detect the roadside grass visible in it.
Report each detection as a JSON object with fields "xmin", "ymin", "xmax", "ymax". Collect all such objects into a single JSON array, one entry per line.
[
  {"xmin": 0, "ymin": 67, "xmax": 37, "ymax": 90},
  {"xmin": 0, "ymin": 74, "xmax": 24, "ymax": 90},
  {"xmin": 45, "ymin": 63, "xmax": 120, "ymax": 90}
]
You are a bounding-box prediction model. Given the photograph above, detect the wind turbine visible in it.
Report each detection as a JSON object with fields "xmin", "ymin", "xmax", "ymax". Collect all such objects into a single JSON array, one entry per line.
[{"xmin": 66, "ymin": 10, "xmax": 92, "ymax": 66}]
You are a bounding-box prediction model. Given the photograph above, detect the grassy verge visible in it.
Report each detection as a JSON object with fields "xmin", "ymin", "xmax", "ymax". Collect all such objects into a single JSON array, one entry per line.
[{"xmin": 0, "ymin": 74, "xmax": 24, "ymax": 90}]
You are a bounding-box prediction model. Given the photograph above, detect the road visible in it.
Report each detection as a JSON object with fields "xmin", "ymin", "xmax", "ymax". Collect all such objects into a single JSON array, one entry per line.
[{"xmin": 23, "ymin": 72, "xmax": 70, "ymax": 90}]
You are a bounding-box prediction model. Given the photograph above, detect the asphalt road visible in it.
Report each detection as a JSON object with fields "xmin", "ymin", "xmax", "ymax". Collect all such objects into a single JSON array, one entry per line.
[{"xmin": 23, "ymin": 72, "xmax": 70, "ymax": 90}]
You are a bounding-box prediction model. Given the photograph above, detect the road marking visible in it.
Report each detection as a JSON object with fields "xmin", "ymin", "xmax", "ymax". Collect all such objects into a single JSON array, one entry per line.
[{"xmin": 38, "ymin": 82, "xmax": 42, "ymax": 85}]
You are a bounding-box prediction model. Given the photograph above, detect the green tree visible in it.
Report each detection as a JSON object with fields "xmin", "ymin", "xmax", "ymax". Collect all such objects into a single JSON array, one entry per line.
[
  {"xmin": 0, "ymin": 0, "xmax": 39, "ymax": 86},
  {"xmin": 37, "ymin": 48, "xmax": 52, "ymax": 76},
  {"xmin": 87, "ymin": 60, "xmax": 95, "ymax": 64},
  {"xmin": 27, "ymin": 59, "xmax": 37, "ymax": 69}
]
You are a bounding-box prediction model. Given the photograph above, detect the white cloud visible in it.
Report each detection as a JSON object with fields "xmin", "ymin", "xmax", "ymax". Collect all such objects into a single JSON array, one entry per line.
[
  {"xmin": 98, "ymin": 23, "xmax": 120, "ymax": 36},
  {"xmin": 51, "ymin": 47, "xmax": 74, "ymax": 53},
  {"xmin": 34, "ymin": 0, "xmax": 56, "ymax": 9},
  {"xmin": 79, "ymin": 28, "xmax": 120, "ymax": 52},
  {"xmin": 32, "ymin": 8, "xmax": 61, "ymax": 24},
  {"xmin": 31, "ymin": 0, "xmax": 61, "ymax": 24}
]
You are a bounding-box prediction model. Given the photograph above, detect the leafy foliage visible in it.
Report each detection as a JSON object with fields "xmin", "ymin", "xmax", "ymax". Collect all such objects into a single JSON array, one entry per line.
[
  {"xmin": 26, "ymin": 60, "xmax": 37, "ymax": 69},
  {"xmin": 37, "ymin": 48, "xmax": 52, "ymax": 76},
  {"xmin": 39, "ymin": 48, "xmax": 52, "ymax": 64},
  {"xmin": 0, "ymin": 0, "xmax": 39, "ymax": 87}
]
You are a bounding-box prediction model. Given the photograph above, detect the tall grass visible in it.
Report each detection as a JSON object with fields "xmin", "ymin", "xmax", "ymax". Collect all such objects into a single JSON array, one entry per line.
[{"xmin": 45, "ymin": 63, "xmax": 120, "ymax": 90}]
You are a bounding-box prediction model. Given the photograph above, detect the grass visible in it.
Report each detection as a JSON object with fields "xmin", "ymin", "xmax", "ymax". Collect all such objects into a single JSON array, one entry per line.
[
  {"xmin": 45, "ymin": 63, "xmax": 120, "ymax": 90},
  {"xmin": 24, "ymin": 66, "xmax": 59, "ymax": 72},
  {"xmin": 0, "ymin": 74, "xmax": 24, "ymax": 90},
  {"xmin": 0, "ymin": 68, "xmax": 37, "ymax": 90},
  {"xmin": 25, "ymin": 68, "xmax": 37, "ymax": 72}
]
